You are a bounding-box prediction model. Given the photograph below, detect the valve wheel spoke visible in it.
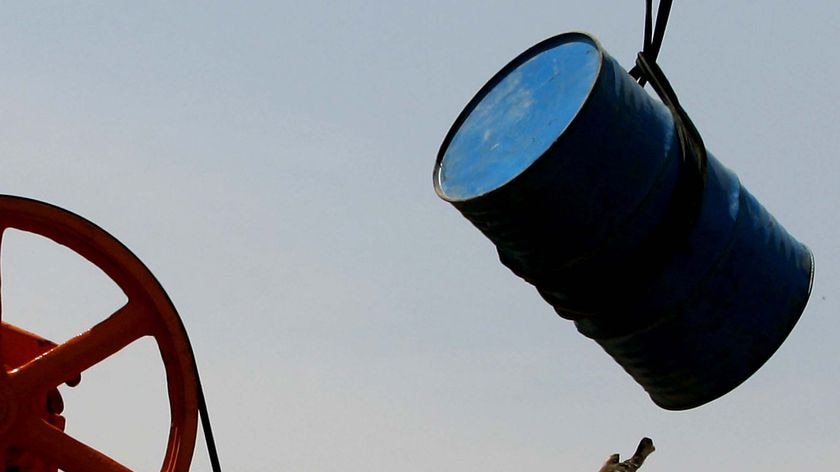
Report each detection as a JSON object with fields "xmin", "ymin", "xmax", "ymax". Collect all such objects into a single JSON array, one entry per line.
[
  {"xmin": 0, "ymin": 195, "xmax": 199, "ymax": 472},
  {"xmin": 20, "ymin": 417, "xmax": 133, "ymax": 472},
  {"xmin": 8, "ymin": 302, "xmax": 152, "ymax": 395}
]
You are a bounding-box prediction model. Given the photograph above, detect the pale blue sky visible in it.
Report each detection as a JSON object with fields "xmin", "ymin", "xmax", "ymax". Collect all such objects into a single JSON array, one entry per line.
[{"xmin": 1, "ymin": 2, "xmax": 838, "ymax": 471}]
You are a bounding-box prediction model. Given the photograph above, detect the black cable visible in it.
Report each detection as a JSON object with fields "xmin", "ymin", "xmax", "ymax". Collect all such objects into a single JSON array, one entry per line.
[
  {"xmin": 627, "ymin": 0, "xmax": 705, "ymax": 185},
  {"xmin": 628, "ymin": 0, "xmax": 673, "ymax": 87},
  {"xmin": 627, "ymin": 0, "xmax": 709, "ymax": 285},
  {"xmin": 182, "ymin": 323, "xmax": 223, "ymax": 472},
  {"xmin": 627, "ymin": 0, "xmax": 706, "ymax": 195},
  {"xmin": 643, "ymin": 0, "xmax": 653, "ymax": 51},
  {"xmin": 196, "ymin": 366, "xmax": 223, "ymax": 472},
  {"xmin": 634, "ymin": 51, "xmax": 707, "ymax": 226},
  {"xmin": 648, "ymin": 0, "xmax": 673, "ymax": 61}
]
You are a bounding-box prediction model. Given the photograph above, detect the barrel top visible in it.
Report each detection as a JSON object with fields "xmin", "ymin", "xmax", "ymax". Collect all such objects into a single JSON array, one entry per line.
[{"xmin": 435, "ymin": 33, "xmax": 602, "ymax": 201}]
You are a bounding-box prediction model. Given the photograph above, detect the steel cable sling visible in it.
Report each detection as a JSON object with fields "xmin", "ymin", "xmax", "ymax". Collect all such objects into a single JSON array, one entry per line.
[{"xmin": 627, "ymin": 0, "xmax": 709, "ymax": 253}]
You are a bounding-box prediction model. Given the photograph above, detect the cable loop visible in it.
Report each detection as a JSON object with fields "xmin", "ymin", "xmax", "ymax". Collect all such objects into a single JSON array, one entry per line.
[
  {"xmin": 628, "ymin": 1, "xmax": 709, "ymax": 259},
  {"xmin": 628, "ymin": 0, "xmax": 673, "ymax": 86}
]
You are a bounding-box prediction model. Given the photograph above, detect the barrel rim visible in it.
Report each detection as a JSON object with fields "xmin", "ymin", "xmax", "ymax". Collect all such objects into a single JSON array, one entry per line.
[{"xmin": 433, "ymin": 31, "xmax": 606, "ymax": 203}]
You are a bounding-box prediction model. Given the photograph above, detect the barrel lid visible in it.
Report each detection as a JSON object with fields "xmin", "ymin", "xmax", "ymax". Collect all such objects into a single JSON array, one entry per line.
[{"xmin": 435, "ymin": 33, "xmax": 603, "ymax": 202}]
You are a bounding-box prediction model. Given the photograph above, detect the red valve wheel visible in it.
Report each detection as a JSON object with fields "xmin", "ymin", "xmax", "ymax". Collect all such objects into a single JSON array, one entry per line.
[{"xmin": 0, "ymin": 195, "xmax": 199, "ymax": 472}]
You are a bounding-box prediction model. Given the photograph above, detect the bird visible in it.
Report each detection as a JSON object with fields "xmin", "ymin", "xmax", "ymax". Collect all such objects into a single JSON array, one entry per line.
[{"xmin": 598, "ymin": 437, "xmax": 655, "ymax": 472}]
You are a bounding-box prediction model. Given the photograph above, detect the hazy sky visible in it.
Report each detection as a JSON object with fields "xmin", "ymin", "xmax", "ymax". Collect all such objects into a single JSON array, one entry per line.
[{"xmin": 1, "ymin": 2, "xmax": 838, "ymax": 471}]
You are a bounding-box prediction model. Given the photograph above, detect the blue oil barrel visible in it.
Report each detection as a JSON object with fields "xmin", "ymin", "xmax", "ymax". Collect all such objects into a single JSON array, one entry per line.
[{"xmin": 434, "ymin": 32, "xmax": 814, "ymax": 410}]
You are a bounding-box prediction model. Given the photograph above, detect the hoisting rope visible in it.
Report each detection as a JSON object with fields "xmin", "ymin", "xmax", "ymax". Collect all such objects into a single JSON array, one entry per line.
[
  {"xmin": 185, "ymin": 329, "xmax": 223, "ymax": 472},
  {"xmin": 627, "ymin": 0, "xmax": 708, "ymax": 240},
  {"xmin": 196, "ymin": 367, "xmax": 223, "ymax": 472},
  {"xmin": 628, "ymin": 0, "xmax": 673, "ymax": 87}
]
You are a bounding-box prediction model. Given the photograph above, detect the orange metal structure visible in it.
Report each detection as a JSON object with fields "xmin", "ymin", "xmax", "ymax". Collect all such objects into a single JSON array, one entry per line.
[{"xmin": 0, "ymin": 195, "xmax": 199, "ymax": 472}]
